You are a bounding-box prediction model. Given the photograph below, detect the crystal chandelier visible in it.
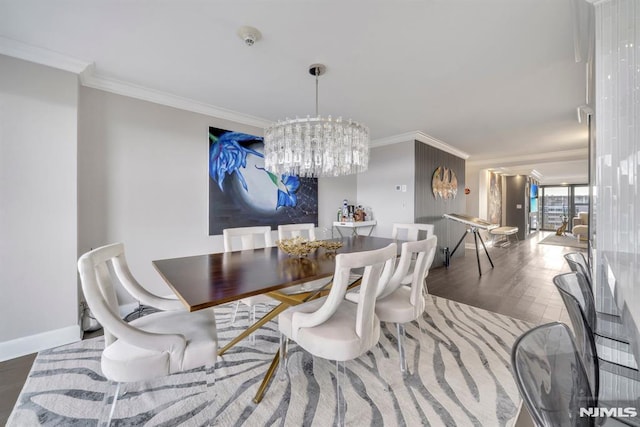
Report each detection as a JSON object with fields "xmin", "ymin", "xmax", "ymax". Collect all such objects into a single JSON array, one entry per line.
[{"xmin": 264, "ymin": 64, "xmax": 370, "ymax": 178}]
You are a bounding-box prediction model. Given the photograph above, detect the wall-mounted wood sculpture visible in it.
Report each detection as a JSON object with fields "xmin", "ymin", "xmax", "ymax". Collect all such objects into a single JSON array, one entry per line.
[{"xmin": 432, "ymin": 166, "xmax": 458, "ymax": 199}]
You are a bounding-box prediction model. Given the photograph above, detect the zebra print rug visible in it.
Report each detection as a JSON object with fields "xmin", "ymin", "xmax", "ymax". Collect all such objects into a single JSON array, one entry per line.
[{"xmin": 8, "ymin": 296, "xmax": 531, "ymax": 426}]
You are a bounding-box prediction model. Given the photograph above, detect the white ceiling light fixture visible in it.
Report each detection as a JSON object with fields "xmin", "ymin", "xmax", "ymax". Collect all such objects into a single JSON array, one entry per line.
[{"xmin": 264, "ymin": 64, "xmax": 369, "ymax": 178}]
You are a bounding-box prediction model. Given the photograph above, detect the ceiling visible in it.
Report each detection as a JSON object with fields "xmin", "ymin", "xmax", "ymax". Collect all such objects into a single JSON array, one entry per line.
[{"xmin": 0, "ymin": 0, "xmax": 590, "ymax": 184}]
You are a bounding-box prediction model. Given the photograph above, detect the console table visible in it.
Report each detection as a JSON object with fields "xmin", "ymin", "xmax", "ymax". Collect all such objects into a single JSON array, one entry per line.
[{"xmin": 332, "ymin": 220, "xmax": 377, "ymax": 237}]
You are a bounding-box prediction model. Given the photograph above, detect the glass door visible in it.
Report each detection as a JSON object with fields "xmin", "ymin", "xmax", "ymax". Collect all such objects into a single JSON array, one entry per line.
[
  {"xmin": 572, "ymin": 186, "xmax": 589, "ymax": 218},
  {"xmin": 541, "ymin": 186, "xmax": 570, "ymax": 231},
  {"xmin": 540, "ymin": 185, "xmax": 589, "ymax": 231}
]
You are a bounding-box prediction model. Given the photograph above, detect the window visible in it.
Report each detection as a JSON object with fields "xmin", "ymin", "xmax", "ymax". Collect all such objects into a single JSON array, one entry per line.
[{"xmin": 540, "ymin": 185, "xmax": 588, "ymax": 231}]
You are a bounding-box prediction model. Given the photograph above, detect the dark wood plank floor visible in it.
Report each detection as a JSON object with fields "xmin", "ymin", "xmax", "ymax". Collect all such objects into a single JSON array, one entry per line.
[
  {"xmin": 429, "ymin": 231, "xmax": 575, "ymax": 325},
  {"xmin": 0, "ymin": 231, "xmax": 578, "ymax": 425},
  {"xmin": 0, "ymin": 353, "xmax": 36, "ymax": 425}
]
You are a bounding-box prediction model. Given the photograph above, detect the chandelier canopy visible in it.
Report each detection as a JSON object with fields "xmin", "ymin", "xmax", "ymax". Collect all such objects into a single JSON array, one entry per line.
[{"xmin": 264, "ymin": 64, "xmax": 370, "ymax": 178}]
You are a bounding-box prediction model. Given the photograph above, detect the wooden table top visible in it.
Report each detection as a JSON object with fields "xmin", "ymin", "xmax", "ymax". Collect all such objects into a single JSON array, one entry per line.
[{"xmin": 153, "ymin": 235, "xmax": 398, "ymax": 312}]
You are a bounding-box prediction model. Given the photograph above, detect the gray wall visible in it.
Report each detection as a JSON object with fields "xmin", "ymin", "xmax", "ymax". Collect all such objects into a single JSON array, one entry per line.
[
  {"xmin": 78, "ymin": 87, "xmax": 267, "ymax": 300},
  {"xmin": 504, "ymin": 175, "xmax": 528, "ymax": 240},
  {"xmin": 414, "ymin": 141, "xmax": 466, "ymax": 267},
  {"xmin": 0, "ymin": 61, "xmax": 352, "ymax": 360},
  {"xmin": 356, "ymin": 141, "xmax": 415, "ymax": 238},
  {"xmin": 1, "ymin": 56, "xmax": 464, "ymax": 360},
  {"xmin": 318, "ymin": 175, "xmax": 357, "ymax": 234},
  {"xmin": 78, "ymin": 87, "xmax": 352, "ymax": 300},
  {"xmin": 0, "ymin": 55, "xmax": 79, "ymax": 358}
]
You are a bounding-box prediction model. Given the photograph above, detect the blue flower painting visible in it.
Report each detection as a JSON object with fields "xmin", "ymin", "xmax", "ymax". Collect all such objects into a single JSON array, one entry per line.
[
  {"xmin": 208, "ymin": 127, "xmax": 318, "ymax": 235},
  {"xmin": 209, "ymin": 131, "xmax": 263, "ymax": 192}
]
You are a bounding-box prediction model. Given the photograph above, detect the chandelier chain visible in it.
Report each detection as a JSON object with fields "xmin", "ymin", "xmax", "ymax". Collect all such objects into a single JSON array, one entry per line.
[{"xmin": 315, "ymin": 67, "xmax": 319, "ymax": 117}]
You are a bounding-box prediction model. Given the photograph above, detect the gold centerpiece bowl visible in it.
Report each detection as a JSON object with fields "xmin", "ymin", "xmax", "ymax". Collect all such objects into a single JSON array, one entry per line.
[
  {"xmin": 276, "ymin": 237, "xmax": 317, "ymax": 257},
  {"xmin": 320, "ymin": 240, "xmax": 343, "ymax": 252},
  {"xmin": 276, "ymin": 237, "xmax": 343, "ymax": 257}
]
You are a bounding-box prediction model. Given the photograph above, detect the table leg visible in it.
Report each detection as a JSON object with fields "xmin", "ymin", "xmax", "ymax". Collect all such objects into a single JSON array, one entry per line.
[
  {"xmin": 473, "ymin": 230, "xmax": 482, "ymax": 276},
  {"xmin": 218, "ymin": 303, "xmax": 289, "ymax": 356},
  {"xmin": 477, "ymin": 232, "xmax": 494, "ymax": 268},
  {"xmin": 449, "ymin": 229, "xmax": 469, "ymax": 258},
  {"xmin": 249, "ymin": 278, "xmax": 361, "ymax": 403},
  {"xmin": 253, "ymin": 352, "xmax": 280, "ymax": 403}
]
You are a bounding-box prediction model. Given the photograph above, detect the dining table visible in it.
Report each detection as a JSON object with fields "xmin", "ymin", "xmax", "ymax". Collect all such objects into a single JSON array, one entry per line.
[{"xmin": 152, "ymin": 235, "xmax": 399, "ymax": 403}]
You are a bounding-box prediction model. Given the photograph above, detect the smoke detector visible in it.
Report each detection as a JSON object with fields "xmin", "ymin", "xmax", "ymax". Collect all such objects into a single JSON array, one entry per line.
[{"xmin": 237, "ymin": 26, "xmax": 262, "ymax": 47}]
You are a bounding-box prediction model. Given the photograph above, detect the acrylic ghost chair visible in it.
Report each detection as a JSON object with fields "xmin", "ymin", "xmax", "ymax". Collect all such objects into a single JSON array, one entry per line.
[
  {"xmin": 346, "ymin": 235, "xmax": 438, "ymax": 373},
  {"xmin": 278, "ymin": 243, "xmax": 397, "ymax": 426},
  {"xmin": 564, "ymin": 252, "xmax": 593, "ymax": 284},
  {"xmin": 223, "ymin": 226, "xmax": 276, "ymax": 343},
  {"xmin": 77, "ymin": 243, "xmax": 218, "ymax": 426},
  {"xmin": 511, "ymin": 322, "xmax": 596, "ymax": 427},
  {"xmin": 553, "ymin": 272, "xmax": 638, "ymax": 371},
  {"xmin": 554, "ymin": 273, "xmax": 640, "ymax": 426},
  {"xmin": 563, "ymin": 252, "xmax": 629, "ymax": 345}
]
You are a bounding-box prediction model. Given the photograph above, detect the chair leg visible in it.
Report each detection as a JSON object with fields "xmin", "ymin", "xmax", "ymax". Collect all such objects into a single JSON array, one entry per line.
[
  {"xmin": 204, "ymin": 363, "xmax": 217, "ymax": 425},
  {"xmin": 230, "ymin": 301, "xmax": 240, "ymax": 324},
  {"xmin": 415, "ymin": 311, "xmax": 429, "ymax": 372},
  {"xmin": 397, "ymin": 323, "xmax": 407, "ymax": 373},
  {"xmin": 279, "ymin": 334, "xmax": 289, "ymax": 381},
  {"xmin": 100, "ymin": 381, "xmax": 121, "ymax": 427},
  {"xmin": 335, "ymin": 360, "xmax": 346, "ymax": 427}
]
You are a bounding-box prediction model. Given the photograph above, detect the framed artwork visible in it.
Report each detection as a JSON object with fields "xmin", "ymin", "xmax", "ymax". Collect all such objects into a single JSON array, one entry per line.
[
  {"xmin": 488, "ymin": 171, "xmax": 502, "ymax": 224},
  {"xmin": 208, "ymin": 127, "xmax": 318, "ymax": 235}
]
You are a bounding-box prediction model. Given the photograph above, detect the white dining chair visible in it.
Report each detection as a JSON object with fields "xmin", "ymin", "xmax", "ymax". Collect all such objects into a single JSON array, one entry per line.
[
  {"xmin": 391, "ymin": 222, "xmax": 435, "ymax": 242},
  {"xmin": 278, "ymin": 243, "xmax": 397, "ymax": 426},
  {"xmin": 391, "ymin": 222, "xmax": 436, "ymax": 285},
  {"xmin": 345, "ymin": 236, "xmax": 437, "ymax": 373},
  {"xmin": 223, "ymin": 226, "xmax": 276, "ymax": 342},
  {"xmin": 77, "ymin": 243, "xmax": 217, "ymax": 426},
  {"xmin": 277, "ymin": 223, "xmax": 333, "ymax": 294},
  {"xmin": 277, "ymin": 223, "xmax": 316, "ymax": 241},
  {"xmin": 375, "ymin": 235, "xmax": 437, "ymax": 373}
]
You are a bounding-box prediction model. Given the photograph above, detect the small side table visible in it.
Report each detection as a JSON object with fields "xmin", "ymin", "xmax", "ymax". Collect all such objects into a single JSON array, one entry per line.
[{"xmin": 332, "ymin": 220, "xmax": 377, "ymax": 237}]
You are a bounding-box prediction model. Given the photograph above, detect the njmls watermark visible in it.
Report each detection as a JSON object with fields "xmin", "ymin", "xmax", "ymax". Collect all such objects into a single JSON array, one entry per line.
[{"xmin": 580, "ymin": 407, "xmax": 638, "ymax": 418}]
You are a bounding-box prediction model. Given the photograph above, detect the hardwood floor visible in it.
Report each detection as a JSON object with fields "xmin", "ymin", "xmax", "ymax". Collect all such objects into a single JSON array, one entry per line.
[
  {"xmin": 429, "ymin": 231, "xmax": 574, "ymax": 325},
  {"xmin": 0, "ymin": 231, "xmax": 578, "ymax": 425},
  {"xmin": 0, "ymin": 353, "xmax": 36, "ymax": 425}
]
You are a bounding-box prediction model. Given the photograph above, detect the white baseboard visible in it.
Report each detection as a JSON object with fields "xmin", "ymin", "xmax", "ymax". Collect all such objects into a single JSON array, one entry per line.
[
  {"xmin": 0, "ymin": 324, "xmax": 81, "ymax": 362},
  {"xmin": 1, "ymin": 300, "xmax": 176, "ymax": 362}
]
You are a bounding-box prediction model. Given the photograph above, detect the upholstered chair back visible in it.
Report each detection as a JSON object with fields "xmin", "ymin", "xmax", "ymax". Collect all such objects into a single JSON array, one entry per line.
[
  {"xmin": 223, "ymin": 226, "xmax": 273, "ymax": 252},
  {"xmin": 78, "ymin": 243, "xmax": 128, "ymax": 347},
  {"xmin": 277, "ymin": 223, "xmax": 316, "ymax": 241},
  {"xmin": 391, "ymin": 223, "xmax": 435, "ymax": 242}
]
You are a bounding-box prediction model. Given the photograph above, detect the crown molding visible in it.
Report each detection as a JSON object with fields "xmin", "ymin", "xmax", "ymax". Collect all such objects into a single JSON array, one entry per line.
[
  {"xmin": 0, "ymin": 37, "xmax": 272, "ymax": 129},
  {"xmin": 80, "ymin": 69, "xmax": 272, "ymax": 129},
  {"xmin": 0, "ymin": 36, "xmax": 91, "ymax": 74},
  {"xmin": 467, "ymin": 148, "xmax": 588, "ymax": 167},
  {"xmin": 371, "ymin": 131, "xmax": 470, "ymax": 160}
]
